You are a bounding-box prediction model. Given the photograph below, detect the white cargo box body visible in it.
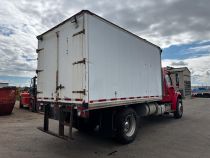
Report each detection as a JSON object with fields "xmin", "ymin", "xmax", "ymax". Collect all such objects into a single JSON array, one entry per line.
[{"xmin": 37, "ymin": 10, "xmax": 162, "ymax": 109}]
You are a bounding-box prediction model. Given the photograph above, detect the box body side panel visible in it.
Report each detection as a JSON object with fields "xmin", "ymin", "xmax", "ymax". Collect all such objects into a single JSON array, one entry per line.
[{"xmin": 87, "ymin": 15, "xmax": 162, "ymax": 104}]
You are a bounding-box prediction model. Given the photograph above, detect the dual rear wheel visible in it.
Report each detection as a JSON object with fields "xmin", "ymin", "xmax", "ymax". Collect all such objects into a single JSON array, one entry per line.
[
  {"xmin": 115, "ymin": 108, "xmax": 139, "ymax": 144},
  {"xmin": 76, "ymin": 108, "xmax": 139, "ymax": 144}
]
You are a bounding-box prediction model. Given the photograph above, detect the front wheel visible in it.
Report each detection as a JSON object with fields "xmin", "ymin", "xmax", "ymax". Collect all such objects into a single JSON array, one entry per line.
[
  {"xmin": 115, "ymin": 108, "xmax": 139, "ymax": 144},
  {"xmin": 174, "ymin": 99, "xmax": 183, "ymax": 119}
]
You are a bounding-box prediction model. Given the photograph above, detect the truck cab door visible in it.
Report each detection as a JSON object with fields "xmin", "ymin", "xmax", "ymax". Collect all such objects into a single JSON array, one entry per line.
[
  {"xmin": 164, "ymin": 73, "xmax": 181, "ymax": 111},
  {"xmin": 163, "ymin": 74, "xmax": 175, "ymax": 101}
]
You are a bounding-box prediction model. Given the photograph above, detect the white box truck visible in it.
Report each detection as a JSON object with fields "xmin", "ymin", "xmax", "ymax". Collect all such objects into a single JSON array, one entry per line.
[{"xmin": 37, "ymin": 10, "xmax": 183, "ymax": 144}]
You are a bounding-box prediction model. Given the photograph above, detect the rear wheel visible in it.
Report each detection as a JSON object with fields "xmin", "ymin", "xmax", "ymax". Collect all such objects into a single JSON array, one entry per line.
[
  {"xmin": 174, "ymin": 99, "xmax": 183, "ymax": 119},
  {"xmin": 115, "ymin": 108, "xmax": 139, "ymax": 144}
]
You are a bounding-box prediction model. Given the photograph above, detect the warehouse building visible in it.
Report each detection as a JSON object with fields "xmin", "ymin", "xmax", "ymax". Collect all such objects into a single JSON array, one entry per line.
[
  {"xmin": 168, "ymin": 67, "xmax": 191, "ymax": 98},
  {"xmin": 0, "ymin": 82, "xmax": 9, "ymax": 88}
]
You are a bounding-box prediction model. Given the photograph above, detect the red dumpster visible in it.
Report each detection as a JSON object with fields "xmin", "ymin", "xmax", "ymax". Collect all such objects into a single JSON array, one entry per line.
[{"xmin": 0, "ymin": 87, "xmax": 16, "ymax": 115}]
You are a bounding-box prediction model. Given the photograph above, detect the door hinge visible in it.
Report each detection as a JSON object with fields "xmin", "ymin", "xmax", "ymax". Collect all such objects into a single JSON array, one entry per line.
[
  {"xmin": 36, "ymin": 69, "xmax": 44, "ymax": 74},
  {"xmin": 36, "ymin": 48, "xmax": 44, "ymax": 53},
  {"xmin": 73, "ymin": 58, "xmax": 86, "ymax": 65},
  {"xmin": 56, "ymin": 84, "xmax": 65, "ymax": 90},
  {"xmin": 72, "ymin": 89, "xmax": 86, "ymax": 95},
  {"xmin": 72, "ymin": 29, "xmax": 85, "ymax": 37}
]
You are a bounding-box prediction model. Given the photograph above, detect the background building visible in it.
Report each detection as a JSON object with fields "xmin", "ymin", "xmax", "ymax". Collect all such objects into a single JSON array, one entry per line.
[
  {"xmin": 0, "ymin": 82, "xmax": 9, "ymax": 88},
  {"xmin": 168, "ymin": 67, "xmax": 191, "ymax": 98}
]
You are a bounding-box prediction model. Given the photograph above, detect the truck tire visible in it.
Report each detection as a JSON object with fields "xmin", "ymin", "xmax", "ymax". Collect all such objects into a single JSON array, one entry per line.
[
  {"xmin": 174, "ymin": 99, "xmax": 183, "ymax": 119},
  {"xmin": 115, "ymin": 108, "xmax": 139, "ymax": 144}
]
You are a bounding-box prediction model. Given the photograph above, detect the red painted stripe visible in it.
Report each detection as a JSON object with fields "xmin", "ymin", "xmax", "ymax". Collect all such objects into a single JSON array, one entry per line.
[
  {"xmin": 64, "ymin": 98, "xmax": 71, "ymax": 101},
  {"xmin": 88, "ymin": 95, "xmax": 160, "ymax": 104},
  {"xmin": 129, "ymin": 97, "xmax": 134, "ymax": 99},
  {"xmin": 98, "ymin": 99, "xmax": 107, "ymax": 102},
  {"xmin": 110, "ymin": 98, "xmax": 117, "ymax": 101},
  {"xmin": 39, "ymin": 95, "xmax": 160, "ymax": 103}
]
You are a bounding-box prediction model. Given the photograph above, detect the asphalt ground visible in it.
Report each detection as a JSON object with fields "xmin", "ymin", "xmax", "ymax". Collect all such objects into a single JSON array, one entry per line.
[{"xmin": 0, "ymin": 98, "xmax": 210, "ymax": 158}]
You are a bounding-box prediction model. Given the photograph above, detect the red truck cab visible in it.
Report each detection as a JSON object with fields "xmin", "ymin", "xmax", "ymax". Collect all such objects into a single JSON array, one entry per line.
[{"xmin": 161, "ymin": 67, "xmax": 183, "ymax": 118}]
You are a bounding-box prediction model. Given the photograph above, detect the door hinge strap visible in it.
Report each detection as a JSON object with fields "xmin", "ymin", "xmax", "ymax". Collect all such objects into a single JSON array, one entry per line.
[
  {"xmin": 36, "ymin": 48, "xmax": 44, "ymax": 53},
  {"xmin": 73, "ymin": 58, "xmax": 86, "ymax": 65},
  {"xmin": 56, "ymin": 84, "xmax": 65, "ymax": 90},
  {"xmin": 36, "ymin": 69, "xmax": 44, "ymax": 74},
  {"xmin": 72, "ymin": 89, "xmax": 86, "ymax": 95},
  {"xmin": 72, "ymin": 29, "xmax": 85, "ymax": 37}
]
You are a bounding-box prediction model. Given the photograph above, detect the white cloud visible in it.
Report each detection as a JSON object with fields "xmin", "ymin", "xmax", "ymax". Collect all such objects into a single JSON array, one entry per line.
[
  {"xmin": 189, "ymin": 45, "xmax": 210, "ymax": 52},
  {"xmin": 171, "ymin": 61, "xmax": 188, "ymax": 66},
  {"xmin": 0, "ymin": 0, "xmax": 210, "ymax": 86},
  {"xmin": 162, "ymin": 55, "xmax": 210, "ymax": 86}
]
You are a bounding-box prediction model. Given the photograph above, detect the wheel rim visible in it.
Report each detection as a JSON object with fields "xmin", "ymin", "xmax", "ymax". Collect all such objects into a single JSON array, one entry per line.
[
  {"xmin": 123, "ymin": 114, "xmax": 136, "ymax": 137},
  {"xmin": 178, "ymin": 102, "xmax": 183, "ymax": 115}
]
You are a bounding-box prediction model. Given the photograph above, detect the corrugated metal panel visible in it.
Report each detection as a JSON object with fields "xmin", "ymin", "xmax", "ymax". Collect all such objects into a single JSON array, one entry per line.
[{"xmin": 184, "ymin": 81, "xmax": 191, "ymax": 96}]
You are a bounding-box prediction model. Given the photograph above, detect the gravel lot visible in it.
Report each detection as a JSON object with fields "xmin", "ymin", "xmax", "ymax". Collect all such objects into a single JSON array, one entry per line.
[{"xmin": 0, "ymin": 98, "xmax": 210, "ymax": 158}]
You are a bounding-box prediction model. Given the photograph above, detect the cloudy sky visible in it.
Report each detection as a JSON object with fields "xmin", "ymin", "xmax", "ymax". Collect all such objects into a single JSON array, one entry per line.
[{"xmin": 0, "ymin": 0, "xmax": 210, "ymax": 86}]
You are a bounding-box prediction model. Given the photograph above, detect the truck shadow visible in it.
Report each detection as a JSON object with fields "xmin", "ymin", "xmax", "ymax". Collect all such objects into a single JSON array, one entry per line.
[
  {"xmin": 76, "ymin": 114, "xmax": 176, "ymax": 139},
  {"xmin": 141, "ymin": 114, "xmax": 176, "ymax": 126},
  {"xmin": 72, "ymin": 114, "xmax": 176, "ymax": 145},
  {"xmin": 40, "ymin": 114, "xmax": 179, "ymax": 157}
]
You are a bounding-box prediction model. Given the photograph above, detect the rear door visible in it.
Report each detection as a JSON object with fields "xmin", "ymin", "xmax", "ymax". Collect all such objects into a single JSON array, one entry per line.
[
  {"xmin": 71, "ymin": 34, "xmax": 86, "ymax": 99},
  {"xmin": 37, "ymin": 33, "xmax": 57, "ymax": 100},
  {"xmin": 58, "ymin": 16, "xmax": 86, "ymax": 102}
]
